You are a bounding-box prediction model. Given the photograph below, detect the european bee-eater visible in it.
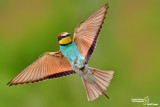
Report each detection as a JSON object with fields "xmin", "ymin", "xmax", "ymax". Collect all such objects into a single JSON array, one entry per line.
[{"xmin": 7, "ymin": 3, "xmax": 114, "ymax": 101}]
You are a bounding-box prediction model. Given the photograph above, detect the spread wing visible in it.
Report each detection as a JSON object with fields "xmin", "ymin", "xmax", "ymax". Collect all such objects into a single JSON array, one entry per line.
[
  {"xmin": 7, "ymin": 51, "xmax": 75, "ymax": 86},
  {"xmin": 73, "ymin": 4, "xmax": 109, "ymax": 61}
]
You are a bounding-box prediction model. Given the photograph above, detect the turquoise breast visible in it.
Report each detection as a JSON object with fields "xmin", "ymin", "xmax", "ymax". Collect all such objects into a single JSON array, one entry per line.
[{"xmin": 60, "ymin": 42, "xmax": 85, "ymax": 67}]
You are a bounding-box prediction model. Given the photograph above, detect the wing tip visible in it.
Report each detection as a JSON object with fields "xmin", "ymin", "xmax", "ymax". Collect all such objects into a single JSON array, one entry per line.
[
  {"xmin": 7, "ymin": 82, "xmax": 16, "ymax": 87},
  {"xmin": 104, "ymin": 3, "xmax": 109, "ymax": 7},
  {"xmin": 6, "ymin": 82, "xmax": 11, "ymax": 86},
  {"xmin": 103, "ymin": 3, "xmax": 109, "ymax": 14},
  {"xmin": 7, "ymin": 80, "xmax": 14, "ymax": 86},
  {"xmin": 7, "ymin": 70, "xmax": 76, "ymax": 87},
  {"xmin": 86, "ymin": 3, "xmax": 109, "ymax": 61},
  {"xmin": 7, "ymin": 77, "xmax": 47, "ymax": 86}
]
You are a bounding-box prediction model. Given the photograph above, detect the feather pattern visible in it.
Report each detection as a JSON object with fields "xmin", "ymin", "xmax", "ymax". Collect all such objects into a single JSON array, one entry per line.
[
  {"xmin": 82, "ymin": 67, "xmax": 114, "ymax": 101},
  {"xmin": 73, "ymin": 3, "xmax": 109, "ymax": 61},
  {"xmin": 7, "ymin": 51, "xmax": 75, "ymax": 86}
]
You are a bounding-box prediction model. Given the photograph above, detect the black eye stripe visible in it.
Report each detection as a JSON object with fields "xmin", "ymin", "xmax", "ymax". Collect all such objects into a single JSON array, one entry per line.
[
  {"xmin": 58, "ymin": 36, "xmax": 66, "ymax": 41},
  {"xmin": 58, "ymin": 33, "xmax": 71, "ymax": 41}
]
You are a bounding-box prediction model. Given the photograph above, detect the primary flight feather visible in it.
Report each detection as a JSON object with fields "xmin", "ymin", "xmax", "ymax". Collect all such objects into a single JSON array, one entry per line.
[{"xmin": 7, "ymin": 3, "xmax": 114, "ymax": 101}]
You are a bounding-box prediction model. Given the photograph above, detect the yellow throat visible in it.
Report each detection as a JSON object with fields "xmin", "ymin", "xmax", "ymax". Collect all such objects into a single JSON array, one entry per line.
[{"xmin": 59, "ymin": 37, "xmax": 72, "ymax": 45}]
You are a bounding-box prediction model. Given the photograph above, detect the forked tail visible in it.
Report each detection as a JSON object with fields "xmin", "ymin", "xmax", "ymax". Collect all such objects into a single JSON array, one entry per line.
[{"xmin": 82, "ymin": 67, "xmax": 114, "ymax": 101}]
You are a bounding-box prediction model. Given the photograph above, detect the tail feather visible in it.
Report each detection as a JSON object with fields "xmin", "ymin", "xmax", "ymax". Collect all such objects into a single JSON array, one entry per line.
[{"xmin": 82, "ymin": 67, "xmax": 114, "ymax": 101}]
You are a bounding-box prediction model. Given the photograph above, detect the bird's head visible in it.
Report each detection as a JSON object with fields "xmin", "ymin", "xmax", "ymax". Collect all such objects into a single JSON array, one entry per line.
[{"xmin": 58, "ymin": 32, "xmax": 72, "ymax": 45}]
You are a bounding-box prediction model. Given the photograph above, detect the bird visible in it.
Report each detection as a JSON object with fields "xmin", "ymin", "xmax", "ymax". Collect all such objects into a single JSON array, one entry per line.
[{"xmin": 7, "ymin": 3, "xmax": 114, "ymax": 101}]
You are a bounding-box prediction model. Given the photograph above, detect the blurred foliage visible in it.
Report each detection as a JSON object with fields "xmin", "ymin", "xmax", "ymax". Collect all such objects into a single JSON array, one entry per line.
[{"xmin": 0, "ymin": 0, "xmax": 160, "ymax": 107}]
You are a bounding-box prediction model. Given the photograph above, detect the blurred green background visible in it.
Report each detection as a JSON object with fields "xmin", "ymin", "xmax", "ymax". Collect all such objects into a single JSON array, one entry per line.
[{"xmin": 0, "ymin": 0, "xmax": 160, "ymax": 107}]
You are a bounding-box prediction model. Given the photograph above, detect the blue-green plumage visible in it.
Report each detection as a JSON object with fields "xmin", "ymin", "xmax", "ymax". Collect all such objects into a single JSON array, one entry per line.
[
  {"xmin": 60, "ymin": 42, "xmax": 84, "ymax": 67},
  {"xmin": 60, "ymin": 42, "xmax": 96, "ymax": 83}
]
